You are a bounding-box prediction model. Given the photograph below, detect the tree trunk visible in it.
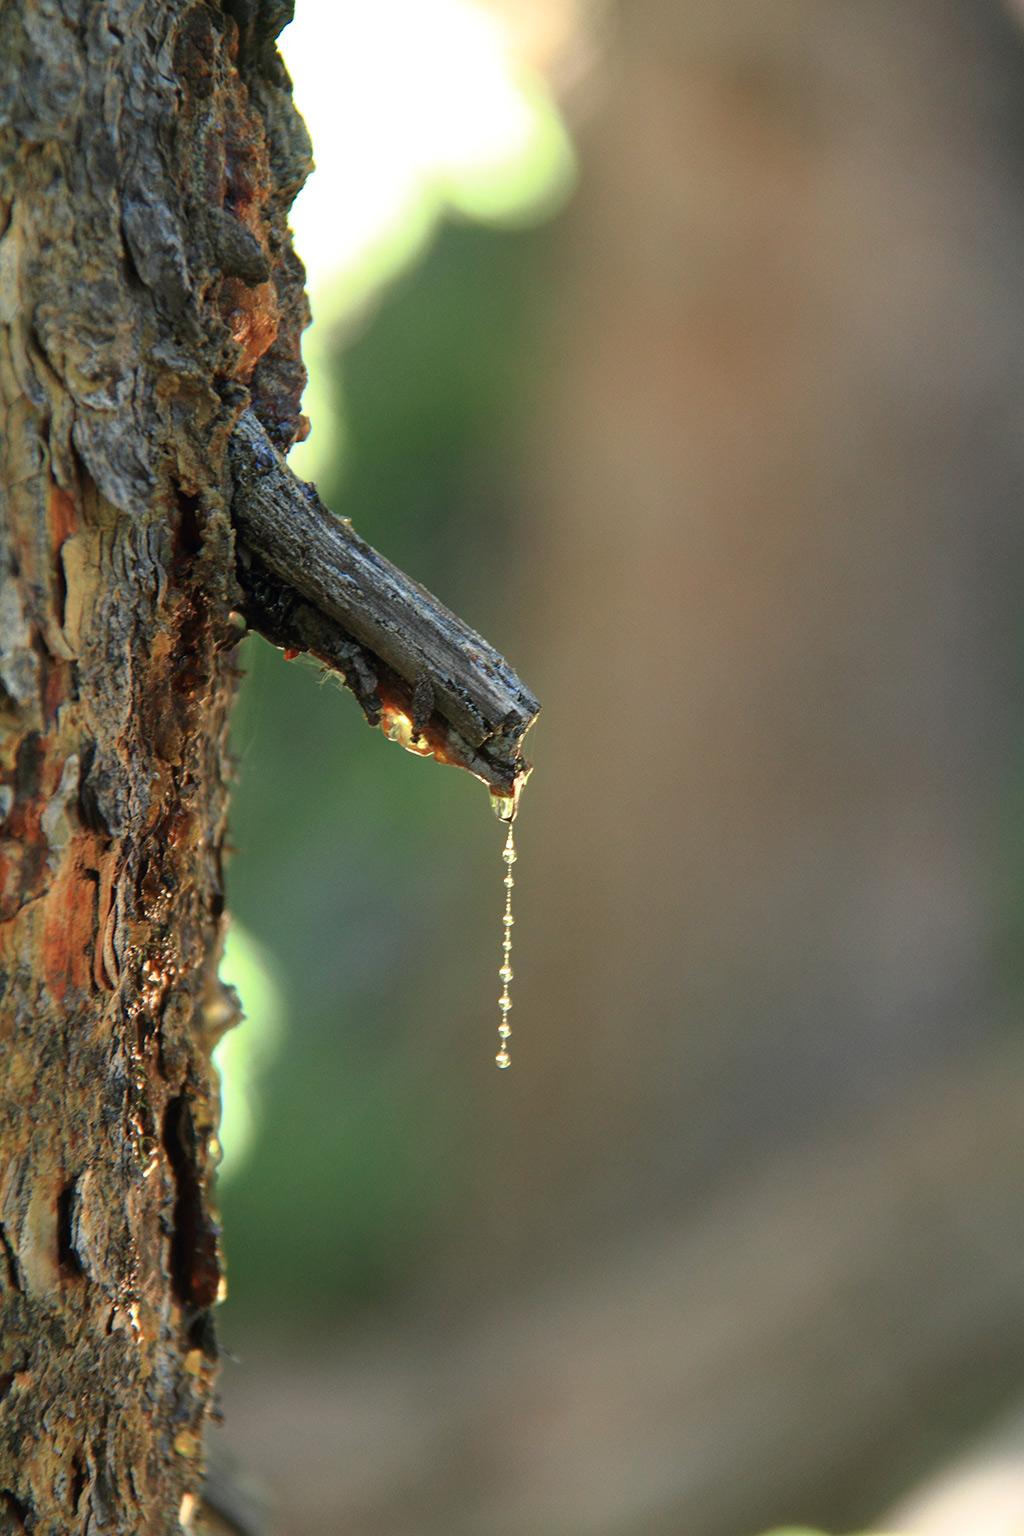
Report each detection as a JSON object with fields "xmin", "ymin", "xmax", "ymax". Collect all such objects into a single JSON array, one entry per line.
[{"xmin": 0, "ymin": 3, "xmax": 310, "ymax": 1530}]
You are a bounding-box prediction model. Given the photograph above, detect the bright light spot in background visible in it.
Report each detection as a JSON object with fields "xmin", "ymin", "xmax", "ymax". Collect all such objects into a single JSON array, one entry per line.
[
  {"xmin": 215, "ymin": 924, "xmax": 284, "ymax": 1181},
  {"xmin": 279, "ymin": 0, "xmax": 576, "ymax": 478}
]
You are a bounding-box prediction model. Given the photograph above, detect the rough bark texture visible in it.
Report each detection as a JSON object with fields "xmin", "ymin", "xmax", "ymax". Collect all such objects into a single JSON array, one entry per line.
[{"xmin": 0, "ymin": 2, "xmax": 311, "ymax": 1530}]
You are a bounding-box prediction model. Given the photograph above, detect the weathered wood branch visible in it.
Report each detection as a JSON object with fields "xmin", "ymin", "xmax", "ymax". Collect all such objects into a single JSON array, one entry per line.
[{"xmin": 229, "ymin": 409, "xmax": 539, "ymax": 810}]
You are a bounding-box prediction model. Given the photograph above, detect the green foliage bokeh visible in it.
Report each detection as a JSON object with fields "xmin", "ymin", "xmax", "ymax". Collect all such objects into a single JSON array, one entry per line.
[{"xmin": 219, "ymin": 218, "xmax": 556, "ymax": 1329}]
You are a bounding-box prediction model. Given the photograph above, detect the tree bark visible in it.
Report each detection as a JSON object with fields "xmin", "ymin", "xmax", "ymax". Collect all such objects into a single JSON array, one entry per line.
[{"xmin": 0, "ymin": 2, "xmax": 311, "ymax": 1530}]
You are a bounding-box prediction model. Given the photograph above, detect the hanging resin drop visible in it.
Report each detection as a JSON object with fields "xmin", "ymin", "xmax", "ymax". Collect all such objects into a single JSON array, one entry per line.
[{"xmin": 494, "ymin": 817, "xmax": 517, "ymax": 1068}]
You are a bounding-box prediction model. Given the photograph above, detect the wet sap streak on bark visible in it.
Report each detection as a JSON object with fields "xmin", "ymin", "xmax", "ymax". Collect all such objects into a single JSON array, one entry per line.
[{"xmin": 0, "ymin": 1, "xmax": 311, "ymax": 1529}]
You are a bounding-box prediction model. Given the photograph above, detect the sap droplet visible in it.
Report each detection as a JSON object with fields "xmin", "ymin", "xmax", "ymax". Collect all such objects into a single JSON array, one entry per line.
[{"xmin": 493, "ymin": 818, "xmax": 521, "ymax": 1068}]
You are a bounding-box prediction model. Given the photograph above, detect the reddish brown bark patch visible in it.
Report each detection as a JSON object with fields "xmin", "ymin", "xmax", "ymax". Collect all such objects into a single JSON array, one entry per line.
[{"xmin": 40, "ymin": 855, "xmax": 99, "ymax": 1005}]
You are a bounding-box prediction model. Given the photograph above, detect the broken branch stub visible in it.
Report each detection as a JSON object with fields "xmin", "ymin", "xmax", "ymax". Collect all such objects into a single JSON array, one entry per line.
[{"xmin": 229, "ymin": 409, "xmax": 539, "ymax": 808}]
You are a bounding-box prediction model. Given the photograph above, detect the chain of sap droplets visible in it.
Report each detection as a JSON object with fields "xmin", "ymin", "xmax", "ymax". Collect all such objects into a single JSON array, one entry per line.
[{"xmin": 496, "ymin": 822, "xmax": 516, "ymax": 1067}]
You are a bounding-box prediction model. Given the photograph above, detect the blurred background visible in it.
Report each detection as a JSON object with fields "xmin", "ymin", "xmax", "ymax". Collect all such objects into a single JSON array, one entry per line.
[{"xmin": 210, "ymin": 2, "xmax": 1024, "ymax": 1533}]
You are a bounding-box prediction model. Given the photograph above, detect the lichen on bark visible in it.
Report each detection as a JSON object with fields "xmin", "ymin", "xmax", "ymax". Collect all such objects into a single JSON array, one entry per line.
[{"xmin": 0, "ymin": 2, "xmax": 311, "ymax": 1529}]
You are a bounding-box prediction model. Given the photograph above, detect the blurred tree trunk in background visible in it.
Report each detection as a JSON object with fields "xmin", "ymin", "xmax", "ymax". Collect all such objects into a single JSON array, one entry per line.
[
  {"xmin": 440, "ymin": 0, "xmax": 1024, "ymax": 1527},
  {"xmin": 494, "ymin": 0, "xmax": 1024, "ymax": 1269},
  {"xmin": 0, "ymin": 2, "xmax": 309, "ymax": 1529}
]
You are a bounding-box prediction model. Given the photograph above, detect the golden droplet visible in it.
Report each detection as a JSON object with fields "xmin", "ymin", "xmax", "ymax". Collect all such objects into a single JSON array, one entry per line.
[{"xmin": 381, "ymin": 705, "xmax": 432, "ymax": 756}]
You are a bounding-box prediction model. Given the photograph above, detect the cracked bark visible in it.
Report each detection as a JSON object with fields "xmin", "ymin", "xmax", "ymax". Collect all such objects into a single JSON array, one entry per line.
[{"xmin": 0, "ymin": 2, "xmax": 312, "ymax": 1530}]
